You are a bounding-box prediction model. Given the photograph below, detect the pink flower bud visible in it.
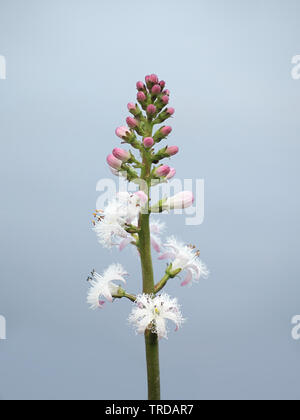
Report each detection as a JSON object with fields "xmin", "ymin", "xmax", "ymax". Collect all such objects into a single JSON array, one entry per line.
[
  {"xmin": 110, "ymin": 167, "xmax": 120, "ymax": 177},
  {"xmin": 145, "ymin": 75, "xmax": 151, "ymax": 84},
  {"xmin": 115, "ymin": 126, "xmax": 130, "ymax": 138},
  {"xmin": 107, "ymin": 154, "xmax": 122, "ymax": 170},
  {"xmin": 137, "ymin": 91, "xmax": 146, "ymax": 102},
  {"xmin": 155, "ymin": 165, "xmax": 171, "ymax": 177},
  {"xmin": 166, "ymin": 146, "xmax": 179, "ymax": 156},
  {"xmin": 112, "ymin": 148, "xmax": 130, "ymax": 162},
  {"xmin": 134, "ymin": 190, "xmax": 148, "ymax": 205},
  {"xmin": 162, "ymin": 95, "xmax": 169, "ymax": 105},
  {"xmin": 127, "ymin": 102, "xmax": 136, "ymax": 111},
  {"xmin": 126, "ymin": 117, "xmax": 138, "ymax": 128},
  {"xmin": 163, "ymin": 89, "xmax": 170, "ymax": 96},
  {"xmin": 136, "ymin": 81, "xmax": 145, "ymax": 91},
  {"xmin": 166, "ymin": 167, "xmax": 176, "ymax": 180},
  {"xmin": 149, "ymin": 74, "xmax": 159, "ymax": 84},
  {"xmin": 159, "ymin": 80, "xmax": 166, "ymax": 88},
  {"xmin": 147, "ymin": 104, "xmax": 157, "ymax": 115},
  {"xmin": 165, "ymin": 191, "xmax": 194, "ymax": 210},
  {"xmin": 161, "ymin": 126, "xmax": 172, "ymax": 136},
  {"xmin": 167, "ymin": 107, "xmax": 175, "ymax": 115},
  {"xmin": 143, "ymin": 137, "xmax": 154, "ymax": 148},
  {"xmin": 151, "ymin": 84, "xmax": 161, "ymax": 95}
]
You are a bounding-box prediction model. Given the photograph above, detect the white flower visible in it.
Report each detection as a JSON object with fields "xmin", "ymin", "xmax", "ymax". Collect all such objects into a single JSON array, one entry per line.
[
  {"xmin": 117, "ymin": 191, "xmax": 147, "ymax": 223},
  {"xmin": 128, "ymin": 293, "xmax": 184, "ymax": 339},
  {"xmin": 87, "ymin": 264, "xmax": 127, "ymax": 309},
  {"xmin": 159, "ymin": 236, "xmax": 209, "ymax": 286},
  {"xmin": 93, "ymin": 191, "xmax": 147, "ymax": 249},
  {"xmin": 118, "ymin": 218, "xmax": 165, "ymax": 253},
  {"xmin": 150, "ymin": 219, "xmax": 165, "ymax": 253}
]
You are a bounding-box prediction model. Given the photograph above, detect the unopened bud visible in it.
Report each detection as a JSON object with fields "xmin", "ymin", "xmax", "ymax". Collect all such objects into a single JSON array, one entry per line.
[
  {"xmin": 151, "ymin": 84, "xmax": 161, "ymax": 95},
  {"xmin": 107, "ymin": 154, "xmax": 122, "ymax": 170},
  {"xmin": 165, "ymin": 191, "xmax": 194, "ymax": 210},
  {"xmin": 134, "ymin": 190, "xmax": 148, "ymax": 205},
  {"xmin": 166, "ymin": 146, "xmax": 179, "ymax": 156},
  {"xmin": 112, "ymin": 148, "xmax": 131, "ymax": 162},
  {"xmin": 161, "ymin": 126, "xmax": 172, "ymax": 136},
  {"xmin": 126, "ymin": 117, "xmax": 138, "ymax": 129},
  {"xmin": 143, "ymin": 137, "xmax": 154, "ymax": 148},
  {"xmin": 155, "ymin": 165, "xmax": 171, "ymax": 177},
  {"xmin": 127, "ymin": 102, "xmax": 136, "ymax": 112},
  {"xmin": 153, "ymin": 126, "xmax": 172, "ymax": 143},
  {"xmin": 115, "ymin": 126, "xmax": 130, "ymax": 139},
  {"xmin": 137, "ymin": 91, "xmax": 146, "ymax": 102},
  {"xmin": 166, "ymin": 167, "xmax": 176, "ymax": 180},
  {"xmin": 147, "ymin": 104, "xmax": 157, "ymax": 116},
  {"xmin": 149, "ymin": 74, "xmax": 159, "ymax": 84},
  {"xmin": 162, "ymin": 95, "xmax": 169, "ymax": 105},
  {"xmin": 136, "ymin": 81, "xmax": 145, "ymax": 91}
]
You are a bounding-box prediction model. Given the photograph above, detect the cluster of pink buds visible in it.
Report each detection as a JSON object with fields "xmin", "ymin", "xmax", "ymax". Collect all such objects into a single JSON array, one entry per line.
[{"xmin": 107, "ymin": 74, "xmax": 179, "ymax": 183}]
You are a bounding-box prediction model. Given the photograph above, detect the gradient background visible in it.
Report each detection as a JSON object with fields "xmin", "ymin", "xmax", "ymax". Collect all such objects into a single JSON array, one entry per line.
[{"xmin": 1, "ymin": 0, "xmax": 300, "ymax": 400}]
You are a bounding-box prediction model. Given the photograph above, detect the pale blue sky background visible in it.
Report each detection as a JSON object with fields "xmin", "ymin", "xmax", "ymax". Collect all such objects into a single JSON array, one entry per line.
[{"xmin": 0, "ymin": 0, "xmax": 300, "ymax": 400}]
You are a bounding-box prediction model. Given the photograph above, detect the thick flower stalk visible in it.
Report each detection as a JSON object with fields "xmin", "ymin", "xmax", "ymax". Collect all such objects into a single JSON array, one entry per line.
[{"xmin": 87, "ymin": 74, "xmax": 209, "ymax": 400}]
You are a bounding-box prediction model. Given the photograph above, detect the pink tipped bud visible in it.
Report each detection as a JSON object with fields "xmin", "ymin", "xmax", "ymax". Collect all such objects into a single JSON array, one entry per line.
[
  {"xmin": 134, "ymin": 190, "xmax": 148, "ymax": 205},
  {"xmin": 166, "ymin": 146, "xmax": 179, "ymax": 156},
  {"xmin": 112, "ymin": 148, "xmax": 130, "ymax": 162},
  {"xmin": 151, "ymin": 84, "xmax": 161, "ymax": 95},
  {"xmin": 143, "ymin": 137, "xmax": 154, "ymax": 148},
  {"xmin": 107, "ymin": 154, "xmax": 122, "ymax": 170},
  {"xmin": 136, "ymin": 81, "xmax": 145, "ymax": 91},
  {"xmin": 149, "ymin": 74, "xmax": 159, "ymax": 84},
  {"xmin": 165, "ymin": 191, "xmax": 194, "ymax": 210},
  {"xmin": 145, "ymin": 75, "xmax": 151, "ymax": 84},
  {"xmin": 163, "ymin": 89, "xmax": 170, "ymax": 96},
  {"xmin": 166, "ymin": 167, "xmax": 176, "ymax": 180},
  {"xmin": 110, "ymin": 167, "xmax": 120, "ymax": 177},
  {"xmin": 167, "ymin": 107, "xmax": 175, "ymax": 115},
  {"xmin": 159, "ymin": 80, "xmax": 166, "ymax": 88},
  {"xmin": 147, "ymin": 104, "xmax": 157, "ymax": 115},
  {"xmin": 161, "ymin": 126, "xmax": 172, "ymax": 136},
  {"xmin": 162, "ymin": 95, "xmax": 169, "ymax": 105},
  {"xmin": 126, "ymin": 117, "xmax": 138, "ymax": 128},
  {"xmin": 127, "ymin": 102, "xmax": 136, "ymax": 111},
  {"xmin": 137, "ymin": 91, "xmax": 146, "ymax": 102},
  {"xmin": 115, "ymin": 126, "xmax": 130, "ymax": 139},
  {"xmin": 155, "ymin": 165, "xmax": 171, "ymax": 177}
]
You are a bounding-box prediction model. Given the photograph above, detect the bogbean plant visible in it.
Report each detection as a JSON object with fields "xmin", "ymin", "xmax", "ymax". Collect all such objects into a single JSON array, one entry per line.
[{"xmin": 87, "ymin": 74, "xmax": 209, "ymax": 400}]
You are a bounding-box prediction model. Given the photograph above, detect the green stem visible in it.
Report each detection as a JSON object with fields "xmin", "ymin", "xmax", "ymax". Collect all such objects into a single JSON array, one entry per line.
[
  {"xmin": 154, "ymin": 273, "xmax": 170, "ymax": 294},
  {"xmin": 138, "ymin": 125, "xmax": 161, "ymax": 400},
  {"xmin": 145, "ymin": 329, "xmax": 160, "ymax": 400},
  {"xmin": 154, "ymin": 268, "xmax": 182, "ymax": 294},
  {"xmin": 113, "ymin": 288, "xmax": 137, "ymax": 303},
  {"xmin": 139, "ymin": 213, "xmax": 161, "ymax": 400},
  {"xmin": 139, "ymin": 214, "xmax": 154, "ymax": 294}
]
